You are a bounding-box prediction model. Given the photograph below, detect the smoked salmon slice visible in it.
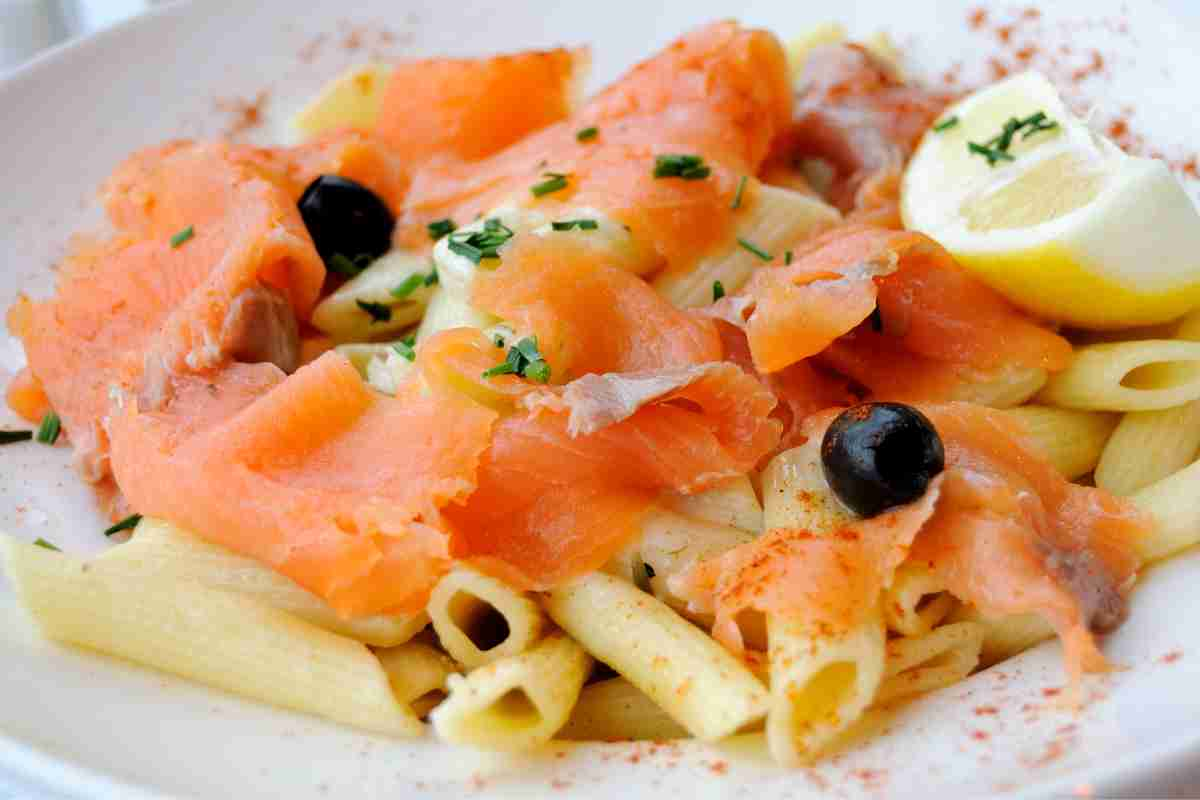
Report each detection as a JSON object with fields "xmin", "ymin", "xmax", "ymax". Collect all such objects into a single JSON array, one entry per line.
[
  {"xmin": 444, "ymin": 361, "xmax": 780, "ymax": 590},
  {"xmin": 472, "ymin": 235, "xmax": 721, "ymax": 379},
  {"xmin": 108, "ymin": 351, "xmax": 497, "ymax": 617},
  {"xmin": 400, "ymin": 22, "xmax": 793, "ymax": 272},
  {"xmin": 10, "ymin": 165, "xmax": 323, "ymax": 480},
  {"xmin": 375, "ymin": 47, "xmax": 588, "ymax": 164}
]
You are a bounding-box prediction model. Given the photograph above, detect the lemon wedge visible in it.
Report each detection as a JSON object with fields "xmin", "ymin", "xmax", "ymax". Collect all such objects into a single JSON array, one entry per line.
[{"xmin": 901, "ymin": 71, "xmax": 1200, "ymax": 329}]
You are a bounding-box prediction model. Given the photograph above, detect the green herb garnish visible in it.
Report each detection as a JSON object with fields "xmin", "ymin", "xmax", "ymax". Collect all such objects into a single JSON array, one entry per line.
[
  {"xmin": 712, "ymin": 280, "xmax": 726, "ymax": 302},
  {"xmin": 447, "ymin": 218, "xmax": 515, "ymax": 265},
  {"xmin": 785, "ymin": 250, "xmax": 794, "ymax": 266},
  {"xmin": 932, "ymin": 116, "xmax": 959, "ymax": 132},
  {"xmin": 356, "ymin": 300, "xmax": 392, "ymax": 323},
  {"xmin": 653, "ymin": 154, "xmax": 710, "ymax": 180},
  {"xmin": 35, "ymin": 411, "xmax": 60, "ymax": 445},
  {"xmin": 551, "ymin": 219, "xmax": 599, "ymax": 231},
  {"xmin": 169, "ymin": 225, "xmax": 194, "ymax": 248},
  {"xmin": 737, "ymin": 237, "xmax": 773, "ymax": 262},
  {"xmin": 104, "ymin": 514, "xmax": 142, "ymax": 537},
  {"xmin": 427, "ymin": 218, "xmax": 457, "ymax": 240},
  {"xmin": 0, "ymin": 430, "xmax": 32, "ymax": 446},
  {"xmin": 392, "ymin": 335, "xmax": 416, "ymax": 362},
  {"xmin": 968, "ymin": 110, "xmax": 1058, "ymax": 166},
  {"xmin": 576, "ymin": 126, "xmax": 599, "ymax": 142},
  {"xmin": 389, "ymin": 273, "xmax": 426, "ymax": 300},
  {"xmin": 33, "ymin": 538, "xmax": 60, "ymax": 551},
  {"xmin": 482, "ymin": 336, "xmax": 551, "ymax": 383},
  {"xmin": 328, "ymin": 252, "xmax": 373, "ymax": 277},
  {"xmin": 424, "ymin": 266, "xmax": 439, "ymax": 286},
  {"xmin": 531, "ymin": 172, "xmax": 569, "ymax": 197},
  {"xmin": 731, "ymin": 176, "xmax": 748, "ymax": 210}
]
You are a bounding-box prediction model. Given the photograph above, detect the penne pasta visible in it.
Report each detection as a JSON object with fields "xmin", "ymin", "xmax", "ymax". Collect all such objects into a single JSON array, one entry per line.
[
  {"xmin": 1095, "ymin": 310, "xmax": 1200, "ymax": 494},
  {"xmin": 99, "ymin": 518, "xmax": 428, "ymax": 647},
  {"xmin": 430, "ymin": 632, "xmax": 591, "ymax": 751},
  {"xmin": 426, "ymin": 567, "xmax": 546, "ymax": 668},
  {"xmin": 544, "ymin": 572, "xmax": 768, "ymax": 741},
  {"xmin": 414, "ymin": 286, "xmax": 496, "ymax": 340},
  {"xmin": 785, "ymin": 23, "xmax": 849, "ymax": 76},
  {"xmin": 951, "ymin": 366, "xmax": 1048, "ymax": 409},
  {"xmin": 529, "ymin": 208, "xmax": 660, "ymax": 276},
  {"xmin": 882, "ymin": 562, "xmax": 957, "ymax": 638},
  {"xmin": 1038, "ymin": 340, "xmax": 1200, "ymax": 411},
  {"xmin": 1002, "ymin": 405, "xmax": 1118, "ymax": 480},
  {"xmin": 311, "ymin": 250, "xmax": 437, "ymax": 343},
  {"xmin": 653, "ymin": 183, "xmax": 839, "ymax": 308},
  {"xmin": 661, "ymin": 475, "xmax": 764, "ymax": 533},
  {"xmin": 875, "ymin": 621, "xmax": 984, "ymax": 706},
  {"xmin": 946, "ymin": 605, "xmax": 1054, "ymax": 667},
  {"xmin": 1129, "ymin": 458, "xmax": 1200, "ymax": 563},
  {"xmin": 558, "ymin": 677, "xmax": 690, "ymax": 741},
  {"xmin": 766, "ymin": 609, "xmax": 887, "ymax": 765},
  {"xmin": 289, "ymin": 62, "xmax": 394, "ymax": 141},
  {"xmin": 4, "ymin": 536, "xmax": 420, "ymax": 736},
  {"xmin": 376, "ymin": 640, "xmax": 459, "ymax": 718}
]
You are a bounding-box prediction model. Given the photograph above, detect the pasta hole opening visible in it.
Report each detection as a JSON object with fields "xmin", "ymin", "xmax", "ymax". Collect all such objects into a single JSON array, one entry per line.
[
  {"xmin": 412, "ymin": 689, "xmax": 447, "ymax": 720},
  {"xmin": 786, "ymin": 661, "xmax": 857, "ymax": 738},
  {"xmin": 734, "ymin": 608, "xmax": 768, "ymax": 652},
  {"xmin": 487, "ymin": 688, "xmax": 542, "ymax": 730},
  {"xmin": 1120, "ymin": 361, "xmax": 1199, "ymax": 389},
  {"xmin": 447, "ymin": 591, "xmax": 511, "ymax": 652}
]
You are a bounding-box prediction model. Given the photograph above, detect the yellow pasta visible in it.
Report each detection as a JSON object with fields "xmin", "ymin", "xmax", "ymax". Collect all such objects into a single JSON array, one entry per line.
[
  {"xmin": 1129, "ymin": 458, "xmax": 1200, "ymax": 563},
  {"xmin": 544, "ymin": 572, "xmax": 768, "ymax": 741},
  {"xmin": 558, "ymin": 678, "xmax": 690, "ymax": 741},
  {"xmin": 1038, "ymin": 340, "xmax": 1200, "ymax": 411},
  {"xmin": 430, "ymin": 633, "xmax": 591, "ymax": 751},
  {"xmin": 882, "ymin": 562, "xmax": 957, "ymax": 638},
  {"xmin": 951, "ymin": 366, "xmax": 1048, "ymax": 409},
  {"xmin": 653, "ymin": 183, "xmax": 839, "ymax": 308},
  {"xmin": 947, "ymin": 605, "xmax": 1054, "ymax": 667},
  {"xmin": 875, "ymin": 622, "xmax": 984, "ymax": 705},
  {"xmin": 426, "ymin": 568, "xmax": 545, "ymax": 668},
  {"xmin": 661, "ymin": 475, "xmax": 764, "ymax": 533},
  {"xmin": 1002, "ymin": 405, "xmax": 1118, "ymax": 480},
  {"xmin": 766, "ymin": 610, "xmax": 887, "ymax": 765},
  {"xmin": 4, "ymin": 536, "xmax": 420, "ymax": 737},
  {"xmin": 376, "ymin": 640, "xmax": 459, "ymax": 718},
  {"xmin": 99, "ymin": 518, "xmax": 428, "ymax": 647},
  {"xmin": 310, "ymin": 250, "xmax": 436, "ymax": 342},
  {"xmin": 289, "ymin": 62, "xmax": 393, "ymax": 141}
]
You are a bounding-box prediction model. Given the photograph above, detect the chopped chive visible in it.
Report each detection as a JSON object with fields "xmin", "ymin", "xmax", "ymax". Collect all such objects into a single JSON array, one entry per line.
[
  {"xmin": 967, "ymin": 141, "xmax": 1015, "ymax": 166},
  {"xmin": 784, "ymin": 250, "xmax": 794, "ymax": 265},
  {"xmin": 392, "ymin": 339, "xmax": 416, "ymax": 362},
  {"xmin": 550, "ymin": 219, "xmax": 599, "ymax": 231},
  {"xmin": 104, "ymin": 513, "xmax": 142, "ymax": 537},
  {"xmin": 356, "ymin": 300, "xmax": 392, "ymax": 323},
  {"xmin": 35, "ymin": 411, "xmax": 60, "ymax": 445},
  {"xmin": 328, "ymin": 253, "xmax": 373, "ymax": 277},
  {"xmin": 737, "ymin": 237, "xmax": 773, "ymax": 262},
  {"xmin": 482, "ymin": 336, "xmax": 551, "ymax": 382},
  {"xmin": 576, "ymin": 126, "xmax": 599, "ymax": 142},
  {"xmin": 424, "ymin": 266, "xmax": 439, "ymax": 286},
  {"xmin": 427, "ymin": 218, "xmax": 457, "ymax": 240},
  {"xmin": 447, "ymin": 218, "xmax": 515, "ymax": 265},
  {"xmin": 0, "ymin": 430, "xmax": 32, "ymax": 445},
  {"xmin": 932, "ymin": 116, "xmax": 959, "ymax": 132},
  {"xmin": 169, "ymin": 225, "xmax": 194, "ymax": 248},
  {"xmin": 869, "ymin": 307, "xmax": 884, "ymax": 333},
  {"xmin": 389, "ymin": 273, "xmax": 426, "ymax": 300},
  {"xmin": 731, "ymin": 176, "xmax": 748, "ymax": 210},
  {"xmin": 712, "ymin": 280, "xmax": 726, "ymax": 302},
  {"xmin": 969, "ymin": 110, "xmax": 1059, "ymax": 166},
  {"xmin": 493, "ymin": 335, "xmax": 506, "ymax": 348},
  {"xmin": 654, "ymin": 154, "xmax": 710, "ymax": 180},
  {"xmin": 33, "ymin": 538, "xmax": 60, "ymax": 551},
  {"xmin": 531, "ymin": 172, "xmax": 569, "ymax": 198}
]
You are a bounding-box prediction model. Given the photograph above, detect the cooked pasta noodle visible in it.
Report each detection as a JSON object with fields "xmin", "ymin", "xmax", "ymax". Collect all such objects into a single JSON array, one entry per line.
[
  {"xmin": 1039, "ymin": 340, "xmax": 1200, "ymax": 411},
  {"xmin": 426, "ymin": 568, "xmax": 545, "ymax": 668},
  {"xmin": 1002, "ymin": 405, "xmax": 1118, "ymax": 480},
  {"xmin": 882, "ymin": 562, "xmax": 957, "ymax": 637},
  {"xmin": 875, "ymin": 622, "xmax": 984, "ymax": 705},
  {"xmin": 559, "ymin": 677, "xmax": 690, "ymax": 741}
]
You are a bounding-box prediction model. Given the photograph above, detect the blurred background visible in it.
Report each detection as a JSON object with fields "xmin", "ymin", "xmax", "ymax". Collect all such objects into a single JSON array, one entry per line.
[{"xmin": 1, "ymin": 0, "xmax": 167, "ymax": 72}]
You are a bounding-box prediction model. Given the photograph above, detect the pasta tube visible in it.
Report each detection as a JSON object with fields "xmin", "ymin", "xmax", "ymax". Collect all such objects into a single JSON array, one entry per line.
[
  {"xmin": 99, "ymin": 518, "xmax": 428, "ymax": 647},
  {"xmin": 544, "ymin": 572, "xmax": 768, "ymax": 741},
  {"xmin": 882, "ymin": 562, "xmax": 957, "ymax": 638},
  {"xmin": 947, "ymin": 605, "xmax": 1054, "ymax": 667},
  {"xmin": 376, "ymin": 640, "xmax": 458, "ymax": 718},
  {"xmin": 311, "ymin": 250, "xmax": 436, "ymax": 342},
  {"xmin": 1129, "ymin": 458, "xmax": 1200, "ymax": 562},
  {"xmin": 1038, "ymin": 340, "xmax": 1200, "ymax": 411},
  {"xmin": 875, "ymin": 621, "xmax": 984, "ymax": 705},
  {"xmin": 426, "ymin": 567, "xmax": 545, "ymax": 668},
  {"xmin": 430, "ymin": 632, "xmax": 590, "ymax": 750},
  {"xmin": 3, "ymin": 536, "xmax": 420, "ymax": 737},
  {"xmin": 661, "ymin": 475, "xmax": 764, "ymax": 533},
  {"xmin": 558, "ymin": 678, "xmax": 690, "ymax": 741},
  {"xmin": 1002, "ymin": 405, "xmax": 1118, "ymax": 480}
]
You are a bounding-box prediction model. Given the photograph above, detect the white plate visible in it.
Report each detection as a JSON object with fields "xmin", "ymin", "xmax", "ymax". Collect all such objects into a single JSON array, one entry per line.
[{"xmin": 2, "ymin": 1, "xmax": 1200, "ymax": 797}]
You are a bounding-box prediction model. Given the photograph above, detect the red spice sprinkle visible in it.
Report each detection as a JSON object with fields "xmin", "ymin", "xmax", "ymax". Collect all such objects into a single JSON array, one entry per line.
[
  {"xmin": 1042, "ymin": 687, "xmax": 1062, "ymax": 698},
  {"xmin": 995, "ymin": 25, "xmax": 1014, "ymax": 44},
  {"xmin": 550, "ymin": 779, "xmax": 572, "ymax": 790},
  {"xmin": 708, "ymin": 760, "xmax": 729, "ymax": 776},
  {"xmin": 970, "ymin": 729, "xmax": 991, "ymax": 741},
  {"xmin": 968, "ymin": 8, "xmax": 988, "ymax": 30},
  {"xmin": 215, "ymin": 91, "xmax": 269, "ymax": 140},
  {"xmin": 1159, "ymin": 650, "xmax": 1183, "ymax": 664},
  {"xmin": 1022, "ymin": 8, "xmax": 1041, "ymax": 20},
  {"xmin": 973, "ymin": 705, "xmax": 999, "ymax": 716}
]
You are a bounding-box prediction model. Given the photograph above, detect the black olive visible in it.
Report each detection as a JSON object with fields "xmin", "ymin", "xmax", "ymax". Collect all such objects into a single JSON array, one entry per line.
[
  {"xmin": 297, "ymin": 175, "xmax": 395, "ymax": 265},
  {"xmin": 820, "ymin": 402, "xmax": 945, "ymax": 518}
]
